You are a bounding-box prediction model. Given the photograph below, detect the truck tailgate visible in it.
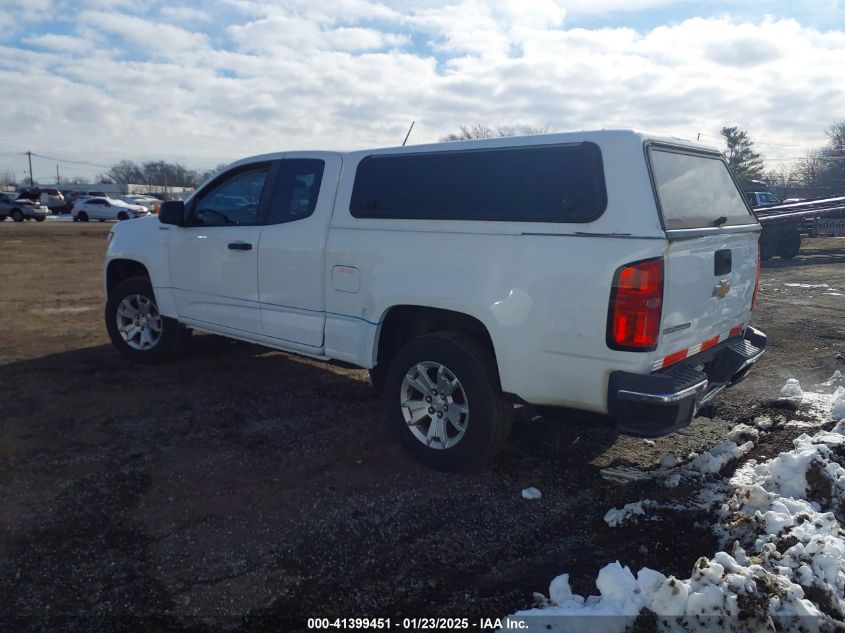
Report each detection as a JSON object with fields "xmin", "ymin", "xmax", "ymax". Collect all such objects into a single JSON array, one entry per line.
[{"xmin": 654, "ymin": 231, "xmax": 758, "ymax": 369}]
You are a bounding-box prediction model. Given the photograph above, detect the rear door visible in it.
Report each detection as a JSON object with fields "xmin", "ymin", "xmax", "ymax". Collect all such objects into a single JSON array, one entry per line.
[
  {"xmin": 647, "ymin": 145, "xmax": 760, "ymax": 365},
  {"xmin": 258, "ymin": 154, "xmax": 340, "ymax": 348}
]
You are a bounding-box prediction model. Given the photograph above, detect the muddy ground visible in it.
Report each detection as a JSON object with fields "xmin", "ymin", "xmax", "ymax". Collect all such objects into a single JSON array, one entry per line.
[{"xmin": 1, "ymin": 222, "xmax": 844, "ymax": 631}]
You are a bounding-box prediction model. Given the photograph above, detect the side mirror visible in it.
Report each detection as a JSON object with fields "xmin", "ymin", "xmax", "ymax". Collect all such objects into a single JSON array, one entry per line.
[{"xmin": 159, "ymin": 200, "xmax": 185, "ymax": 226}]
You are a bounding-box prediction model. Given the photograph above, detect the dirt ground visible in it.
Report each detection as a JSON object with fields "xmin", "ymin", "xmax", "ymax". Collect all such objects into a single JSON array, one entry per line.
[{"xmin": 1, "ymin": 222, "xmax": 844, "ymax": 631}]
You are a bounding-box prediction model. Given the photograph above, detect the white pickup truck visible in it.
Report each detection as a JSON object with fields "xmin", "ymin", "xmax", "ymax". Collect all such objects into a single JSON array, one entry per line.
[{"xmin": 104, "ymin": 130, "xmax": 766, "ymax": 470}]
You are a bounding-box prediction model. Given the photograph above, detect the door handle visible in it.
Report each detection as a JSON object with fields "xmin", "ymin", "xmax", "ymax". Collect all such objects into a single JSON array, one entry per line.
[{"xmin": 228, "ymin": 242, "xmax": 253, "ymax": 251}]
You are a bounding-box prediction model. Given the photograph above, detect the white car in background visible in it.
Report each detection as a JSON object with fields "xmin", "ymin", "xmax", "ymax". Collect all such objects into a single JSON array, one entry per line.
[
  {"xmin": 72, "ymin": 197, "xmax": 149, "ymax": 222},
  {"xmin": 120, "ymin": 194, "xmax": 161, "ymax": 213}
]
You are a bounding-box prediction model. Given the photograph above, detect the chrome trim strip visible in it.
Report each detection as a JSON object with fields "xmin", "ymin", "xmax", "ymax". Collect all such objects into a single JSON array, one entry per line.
[
  {"xmin": 617, "ymin": 379, "xmax": 708, "ymax": 404},
  {"xmin": 665, "ymin": 224, "xmax": 761, "ymax": 239}
]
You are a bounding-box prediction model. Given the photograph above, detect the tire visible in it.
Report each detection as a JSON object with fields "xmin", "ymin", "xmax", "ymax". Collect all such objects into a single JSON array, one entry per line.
[
  {"xmin": 117, "ymin": 211, "xmax": 129, "ymax": 221},
  {"xmin": 777, "ymin": 230, "xmax": 801, "ymax": 259},
  {"xmin": 11, "ymin": 209, "xmax": 23, "ymax": 222},
  {"xmin": 105, "ymin": 276, "xmax": 191, "ymax": 364},
  {"xmin": 384, "ymin": 331, "xmax": 512, "ymax": 471},
  {"xmin": 0, "ymin": 215, "xmax": 6, "ymax": 222},
  {"xmin": 35, "ymin": 216, "xmax": 45, "ymax": 222},
  {"xmin": 77, "ymin": 211, "xmax": 88, "ymax": 222}
]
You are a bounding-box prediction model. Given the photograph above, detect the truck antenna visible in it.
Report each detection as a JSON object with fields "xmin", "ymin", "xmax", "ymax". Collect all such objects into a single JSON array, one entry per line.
[{"xmin": 402, "ymin": 121, "xmax": 415, "ymax": 147}]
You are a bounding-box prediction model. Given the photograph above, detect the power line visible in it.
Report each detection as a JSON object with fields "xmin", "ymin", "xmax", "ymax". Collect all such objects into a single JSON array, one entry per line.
[{"xmin": 28, "ymin": 152, "xmax": 111, "ymax": 169}]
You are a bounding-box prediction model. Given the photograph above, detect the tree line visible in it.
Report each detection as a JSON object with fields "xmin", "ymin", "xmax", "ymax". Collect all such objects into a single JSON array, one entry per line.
[{"xmin": 98, "ymin": 160, "xmax": 227, "ymax": 189}]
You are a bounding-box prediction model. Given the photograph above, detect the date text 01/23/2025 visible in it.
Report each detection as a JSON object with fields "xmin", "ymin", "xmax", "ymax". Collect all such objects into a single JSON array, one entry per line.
[{"xmin": 307, "ymin": 617, "xmax": 528, "ymax": 630}]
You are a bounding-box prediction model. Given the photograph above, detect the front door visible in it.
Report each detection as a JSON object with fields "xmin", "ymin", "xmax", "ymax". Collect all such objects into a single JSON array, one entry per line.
[{"xmin": 169, "ymin": 164, "xmax": 271, "ymax": 335}]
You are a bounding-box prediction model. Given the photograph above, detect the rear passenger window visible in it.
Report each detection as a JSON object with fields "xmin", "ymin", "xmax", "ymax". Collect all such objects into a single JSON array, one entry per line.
[
  {"xmin": 350, "ymin": 143, "xmax": 607, "ymax": 223},
  {"xmin": 266, "ymin": 159, "xmax": 325, "ymax": 224}
]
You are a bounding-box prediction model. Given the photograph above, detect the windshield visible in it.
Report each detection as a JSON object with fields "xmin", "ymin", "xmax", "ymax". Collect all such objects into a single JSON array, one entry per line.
[{"xmin": 648, "ymin": 147, "xmax": 755, "ymax": 230}]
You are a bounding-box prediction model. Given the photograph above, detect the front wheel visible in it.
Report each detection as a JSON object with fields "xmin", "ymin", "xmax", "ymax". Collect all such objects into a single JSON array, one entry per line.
[
  {"xmin": 35, "ymin": 216, "xmax": 46, "ymax": 222},
  {"xmin": 117, "ymin": 211, "xmax": 129, "ymax": 221},
  {"xmin": 11, "ymin": 209, "xmax": 23, "ymax": 222},
  {"xmin": 77, "ymin": 211, "xmax": 88, "ymax": 222},
  {"xmin": 384, "ymin": 332, "xmax": 512, "ymax": 471},
  {"xmin": 105, "ymin": 276, "xmax": 191, "ymax": 364}
]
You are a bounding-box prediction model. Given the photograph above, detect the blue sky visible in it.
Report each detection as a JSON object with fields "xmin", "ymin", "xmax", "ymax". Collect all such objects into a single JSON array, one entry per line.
[{"xmin": 0, "ymin": 0, "xmax": 843, "ymax": 182}]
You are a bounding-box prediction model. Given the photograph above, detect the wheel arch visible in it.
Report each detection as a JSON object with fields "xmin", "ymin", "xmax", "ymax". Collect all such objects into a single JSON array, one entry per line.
[
  {"xmin": 106, "ymin": 259, "xmax": 151, "ymax": 295},
  {"xmin": 373, "ymin": 305, "xmax": 501, "ymax": 385}
]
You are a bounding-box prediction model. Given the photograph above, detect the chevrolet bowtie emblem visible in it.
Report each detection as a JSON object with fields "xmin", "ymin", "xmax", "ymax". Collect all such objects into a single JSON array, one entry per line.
[{"xmin": 713, "ymin": 280, "xmax": 731, "ymax": 299}]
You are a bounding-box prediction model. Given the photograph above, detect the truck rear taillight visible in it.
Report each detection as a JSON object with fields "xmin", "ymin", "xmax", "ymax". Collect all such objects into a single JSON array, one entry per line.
[
  {"xmin": 752, "ymin": 249, "xmax": 761, "ymax": 310},
  {"xmin": 607, "ymin": 258, "xmax": 664, "ymax": 351}
]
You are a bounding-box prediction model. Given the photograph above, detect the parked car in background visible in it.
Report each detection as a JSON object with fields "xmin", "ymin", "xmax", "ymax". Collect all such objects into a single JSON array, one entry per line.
[
  {"xmin": 745, "ymin": 191, "xmax": 780, "ymax": 208},
  {"xmin": 120, "ymin": 194, "xmax": 161, "ymax": 213},
  {"xmin": 40, "ymin": 187, "xmax": 65, "ymax": 211},
  {"xmin": 17, "ymin": 186, "xmax": 65, "ymax": 211},
  {"xmin": 0, "ymin": 192, "xmax": 49, "ymax": 222},
  {"xmin": 73, "ymin": 197, "xmax": 149, "ymax": 222}
]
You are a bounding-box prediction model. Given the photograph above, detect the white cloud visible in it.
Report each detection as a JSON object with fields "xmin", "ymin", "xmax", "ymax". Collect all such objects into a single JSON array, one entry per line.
[
  {"xmin": 78, "ymin": 10, "xmax": 209, "ymax": 54},
  {"xmin": 0, "ymin": 5, "xmax": 843, "ymax": 176},
  {"xmin": 24, "ymin": 34, "xmax": 93, "ymax": 54},
  {"xmin": 160, "ymin": 6, "xmax": 213, "ymax": 23}
]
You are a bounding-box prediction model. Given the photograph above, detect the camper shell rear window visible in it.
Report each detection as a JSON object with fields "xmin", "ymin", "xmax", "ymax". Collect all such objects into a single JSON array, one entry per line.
[
  {"xmin": 648, "ymin": 146, "xmax": 755, "ymax": 230},
  {"xmin": 349, "ymin": 142, "xmax": 607, "ymax": 223}
]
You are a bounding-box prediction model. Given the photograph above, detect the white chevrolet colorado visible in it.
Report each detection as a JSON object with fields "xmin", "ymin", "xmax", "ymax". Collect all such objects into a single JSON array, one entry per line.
[{"xmin": 103, "ymin": 130, "xmax": 765, "ymax": 470}]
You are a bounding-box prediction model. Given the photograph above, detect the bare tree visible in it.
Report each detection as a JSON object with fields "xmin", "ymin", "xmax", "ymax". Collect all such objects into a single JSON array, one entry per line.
[
  {"xmin": 0, "ymin": 170, "xmax": 17, "ymax": 186},
  {"xmin": 440, "ymin": 123, "xmax": 555, "ymax": 142}
]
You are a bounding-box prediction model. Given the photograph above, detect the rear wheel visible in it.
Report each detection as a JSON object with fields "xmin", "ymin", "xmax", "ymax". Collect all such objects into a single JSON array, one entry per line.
[
  {"xmin": 11, "ymin": 209, "xmax": 23, "ymax": 222},
  {"xmin": 105, "ymin": 276, "xmax": 191, "ymax": 364},
  {"xmin": 777, "ymin": 230, "xmax": 801, "ymax": 259},
  {"xmin": 117, "ymin": 211, "xmax": 129, "ymax": 221},
  {"xmin": 35, "ymin": 216, "xmax": 45, "ymax": 222},
  {"xmin": 384, "ymin": 332, "xmax": 512, "ymax": 471},
  {"xmin": 77, "ymin": 211, "xmax": 89, "ymax": 222}
]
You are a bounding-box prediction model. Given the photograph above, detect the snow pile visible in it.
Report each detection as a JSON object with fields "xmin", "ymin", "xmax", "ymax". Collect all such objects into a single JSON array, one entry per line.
[
  {"xmin": 780, "ymin": 378, "xmax": 804, "ymax": 399},
  {"xmin": 521, "ymin": 487, "xmax": 542, "ymax": 500},
  {"xmin": 603, "ymin": 500, "xmax": 658, "ymax": 527},
  {"xmin": 726, "ymin": 423, "xmax": 760, "ymax": 444},
  {"xmin": 833, "ymin": 388, "xmax": 845, "ymax": 422},
  {"xmin": 504, "ymin": 404, "xmax": 845, "ymax": 631},
  {"xmin": 686, "ymin": 440, "xmax": 755, "ymax": 476},
  {"xmin": 754, "ymin": 415, "xmax": 773, "ymax": 430}
]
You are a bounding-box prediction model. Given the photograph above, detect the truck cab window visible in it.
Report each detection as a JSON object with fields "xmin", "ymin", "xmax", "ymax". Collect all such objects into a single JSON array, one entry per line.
[
  {"xmin": 266, "ymin": 159, "xmax": 325, "ymax": 225},
  {"xmin": 191, "ymin": 168, "xmax": 268, "ymax": 226}
]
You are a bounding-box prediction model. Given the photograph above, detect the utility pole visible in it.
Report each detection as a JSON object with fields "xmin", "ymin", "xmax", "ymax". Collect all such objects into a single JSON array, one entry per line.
[
  {"xmin": 56, "ymin": 164, "xmax": 60, "ymax": 185},
  {"xmin": 26, "ymin": 151, "xmax": 33, "ymax": 186}
]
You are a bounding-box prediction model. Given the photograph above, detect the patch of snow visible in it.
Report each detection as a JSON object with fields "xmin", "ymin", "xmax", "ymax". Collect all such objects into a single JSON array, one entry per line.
[
  {"xmin": 521, "ymin": 487, "xmax": 542, "ymax": 500},
  {"xmin": 686, "ymin": 440, "xmax": 754, "ymax": 475},
  {"xmin": 779, "ymin": 378, "xmax": 804, "ymax": 399},
  {"xmin": 658, "ymin": 453, "xmax": 679, "ymax": 469},
  {"xmin": 643, "ymin": 439, "xmax": 655, "ymax": 447},
  {"xmin": 662, "ymin": 473, "xmax": 681, "ymax": 488},
  {"xmin": 754, "ymin": 415, "xmax": 773, "ymax": 430},
  {"xmin": 504, "ymin": 390, "xmax": 845, "ymax": 631},
  {"xmin": 726, "ymin": 423, "xmax": 760, "ymax": 444},
  {"xmin": 833, "ymin": 388, "xmax": 845, "ymax": 422},
  {"xmin": 603, "ymin": 500, "xmax": 657, "ymax": 527},
  {"xmin": 785, "ymin": 283, "xmax": 829, "ymax": 288}
]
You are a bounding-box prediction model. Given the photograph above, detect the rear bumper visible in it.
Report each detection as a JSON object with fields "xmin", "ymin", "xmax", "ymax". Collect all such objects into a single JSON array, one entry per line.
[{"xmin": 607, "ymin": 326, "xmax": 767, "ymax": 437}]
